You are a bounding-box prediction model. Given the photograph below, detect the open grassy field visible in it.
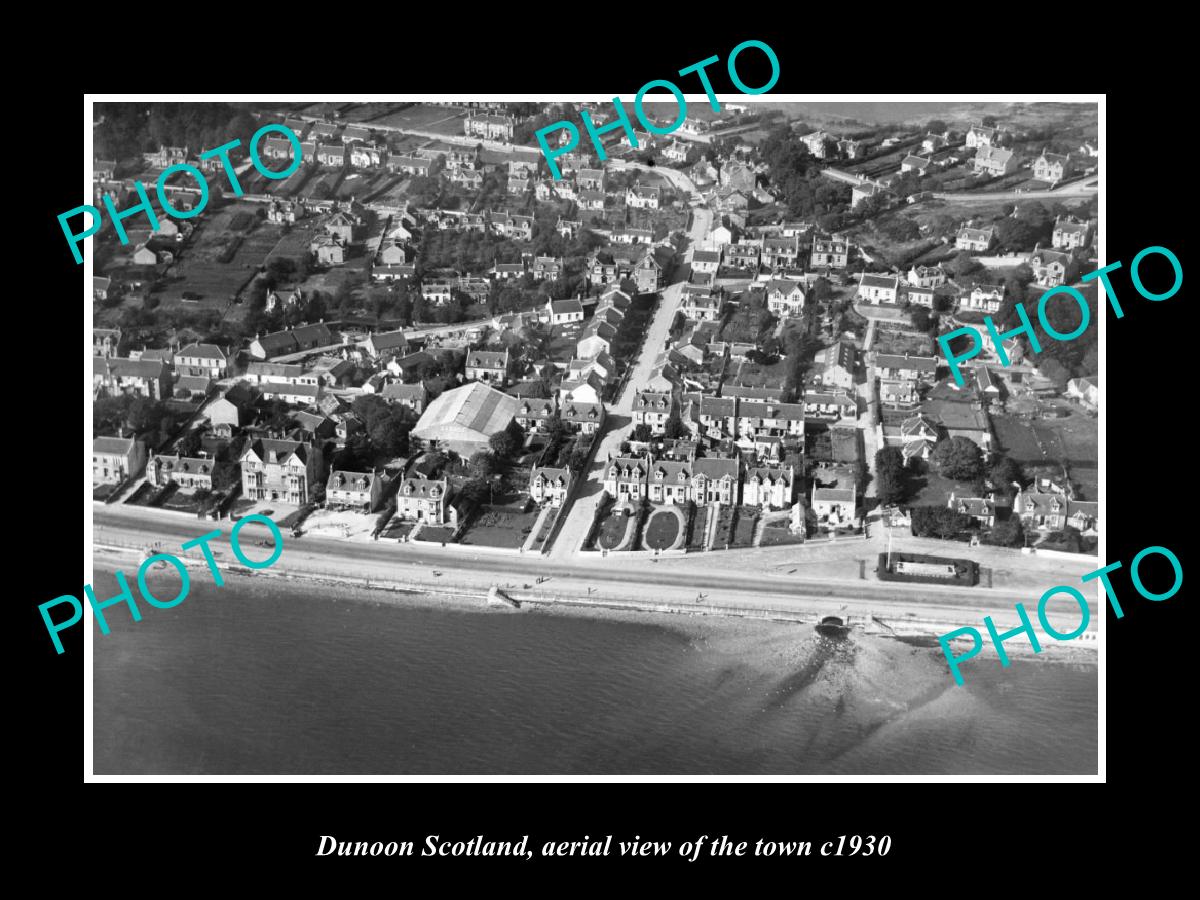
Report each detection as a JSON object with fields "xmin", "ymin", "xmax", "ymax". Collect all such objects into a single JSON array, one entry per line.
[{"xmin": 371, "ymin": 105, "xmax": 466, "ymax": 134}]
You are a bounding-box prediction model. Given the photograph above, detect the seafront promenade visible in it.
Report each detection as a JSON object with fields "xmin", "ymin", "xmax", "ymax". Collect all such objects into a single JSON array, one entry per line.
[{"xmin": 92, "ymin": 505, "xmax": 1100, "ymax": 645}]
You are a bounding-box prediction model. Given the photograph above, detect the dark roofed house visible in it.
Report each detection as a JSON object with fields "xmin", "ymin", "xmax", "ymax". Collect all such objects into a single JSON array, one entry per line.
[
  {"xmin": 93, "ymin": 356, "xmax": 170, "ymax": 400},
  {"xmin": 465, "ymin": 349, "xmax": 510, "ymax": 386},
  {"xmin": 147, "ymin": 453, "xmax": 216, "ymax": 491},
  {"xmin": 326, "ymin": 469, "xmax": 388, "ymax": 512},
  {"xmin": 381, "ymin": 381, "xmax": 428, "ymax": 414}
]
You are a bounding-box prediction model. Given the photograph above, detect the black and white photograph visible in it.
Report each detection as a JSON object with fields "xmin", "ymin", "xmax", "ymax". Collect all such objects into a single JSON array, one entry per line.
[{"xmin": 74, "ymin": 93, "xmax": 1115, "ymax": 778}]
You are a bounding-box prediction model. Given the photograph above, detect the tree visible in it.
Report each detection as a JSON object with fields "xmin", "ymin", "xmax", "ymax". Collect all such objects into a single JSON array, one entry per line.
[
  {"xmin": 1037, "ymin": 357, "xmax": 1072, "ymax": 391},
  {"xmin": 946, "ymin": 252, "xmax": 982, "ymax": 279},
  {"xmin": 489, "ymin": 429, "xmax": 518, "ymax": 459},
  {"xmin": 909, "ymin": 306, "xmax": 931, "ymax": 332},
  {"xmin": 926, "ymin": 119, "xmax": 947, "ymax": 135},
  {"xmin": 984, "ymin": 518, "xmax": 1024, "ymax": 547},
  {"xmin": 911, "ymin": 505, "xmax": 972, "ymax": 539},
  {"xmin": 663, "ymin": 411, "xmax": 688, "ymax": 440},
  {"xmin": 567, "ymin": 448, "xmax": 591, "ymax": 472},
  {"xmin": 981, "ymin": 115, "xmax": 998, "ymax": 128},
  {"xmin": 177, "ymin": 429, "xmax": 203, "ymax": 457},
  {"xmin": 874, "ymin": 447, "xmax": 909, "ymax": 505},
  {"xmin": 632, "ymin": 423, "xmax": 653, "ymax": 443},
  {"xmin": 931, "ymin": 436, "xmax": 984, "ymax": 481},
  {"xmin": 469, "ymin": 451, "xmax": 499, "ymax": 478},
  {"xmin": 990, "ymin": 456, "xmax": 1024, "ymax": 492}
]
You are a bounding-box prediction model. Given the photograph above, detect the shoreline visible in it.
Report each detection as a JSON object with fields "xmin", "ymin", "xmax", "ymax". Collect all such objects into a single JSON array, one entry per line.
[{"xmin": 93, "ymin": 545, "xmax": 1098, "ymax": 665}]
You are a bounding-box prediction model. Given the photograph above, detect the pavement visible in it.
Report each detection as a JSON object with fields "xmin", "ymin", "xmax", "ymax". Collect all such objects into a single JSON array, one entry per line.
[{"xmin": 92, "ymin": 504, "xmax": 1102, "ymax": 634}]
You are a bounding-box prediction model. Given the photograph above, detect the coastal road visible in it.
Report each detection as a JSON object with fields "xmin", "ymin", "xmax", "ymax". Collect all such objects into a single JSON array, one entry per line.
[
  {"xmin": 931, "ymin": 180, "xmax": 1097, "ymax": 202},
  {"xmin": 93, "ymin": 505, "xmax": 1102, "ymax": 635}
]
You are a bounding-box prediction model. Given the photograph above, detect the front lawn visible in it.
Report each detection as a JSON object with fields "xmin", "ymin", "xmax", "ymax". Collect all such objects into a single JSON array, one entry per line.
[
  {"xmin": 644, "ymin": 508, "xmax": 681, "ymax": 550},
  {"xmin": 459, "ymin": 507, "xmax": 539, "ymax": 549},
  {"xmin": 594, "ymin": 509, "xmax": 634, "ymax": 550},
  {"xmin": 731, "ymin": 506, "xmax": 759, "ymax": 547},
  {"xmin": 760, "ymin": 518, "xmax": 804, "ymax": 547}
]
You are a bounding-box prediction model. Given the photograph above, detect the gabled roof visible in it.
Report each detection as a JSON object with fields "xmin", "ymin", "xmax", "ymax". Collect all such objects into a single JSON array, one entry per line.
[
  {"xmin": 94, "ymin": 435, "xmax": 137, "ymax": 455},
  {"xmin": 176, "ymin": 343, "xmax": 227, "ymax": 361}
]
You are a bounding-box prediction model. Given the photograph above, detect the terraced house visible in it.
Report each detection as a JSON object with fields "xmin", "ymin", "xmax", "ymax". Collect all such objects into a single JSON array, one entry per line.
[
  {"xmin": 93, "ymin": 356, "xmax": 169, "ymax": 400},
  {"xmin": 604, "ymin": 454, "xmax": 649, "ymax": 501},
  {"xmin": 240, "ymin": 438, "xmax": 323, "ymax": 506}
]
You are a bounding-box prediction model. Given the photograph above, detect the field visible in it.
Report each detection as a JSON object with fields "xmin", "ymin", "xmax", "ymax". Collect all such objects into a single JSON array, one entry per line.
[
  {"xmin": 159, "ymin": 203, "xmax": 283, "ymax": 306},
  {"xmin": 370, "ymin": 105, "xmax": 466, "ymax": 134}
]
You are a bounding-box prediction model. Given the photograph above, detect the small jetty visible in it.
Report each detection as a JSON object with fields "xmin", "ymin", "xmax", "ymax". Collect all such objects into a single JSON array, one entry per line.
[{"xmin": 487, "ymin": 586, "xmax": 521, "ymax": 609}]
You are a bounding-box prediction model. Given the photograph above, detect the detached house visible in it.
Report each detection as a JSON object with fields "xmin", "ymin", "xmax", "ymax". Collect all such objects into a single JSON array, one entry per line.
[
  {"xmin": 626, "ymin": 185, "xmax": 660, "ymax": 209},
  {"xmin": 901, "ymin": 155, "xmax": 932, "ymax": 175},
  {"xmin": 93, "ymin": 435, "xmax": 147, "ymax": 484},
  {"xmin": 765, "ymin": 278, "xmax": 806, "ymax": 318},
  {"xmin": 692, "ymin": 249, "xmax": 721, "ymax": 275},
  {"xmin": 956, "ymin": 225, "xmax": 995, "ymax": 252},
  {"xmin": 1030, "ymin": 246, "xmax": 1072, "ymax": 287},
  {"xmin": 464, "ymin": 349, "xmax": 509, "ymax": 385},
  {"xmin": 381, "ymin": 382, "xmax": 428, "ymax": 414},
  {"xmin": 1033, "ymin": 151, "xmax": 1072, "ymax": 185},
  {"xmin": 326, "ymin": 469, "xmax": 388, "ymax": 512},
  {"xmin": 147, "ymin": 453, "xmax": 215, "ymax": 491},
  {"xmin": 762, "ymin": 235, "xmax": 801, "ymax": 269},
  {"xmin": 1053, "ymin": 216, "xmax": 1093, "ymax": 250},
  {"xmin": 857, "ymin": 272, "xmax": 900, "ymax": 305},
  {"xmin": 810, "ymin": 468, "xmax": 857, "ymax": 528},
  {"xmin": 961, "ymin": 284, "xmax": 1004, "ymax": 314},
  {"xmin": 633, "ymin": 391, "xmax": 675, "ymax": 433},
  {"xmin": 973, "ymin": 145, "xmax": 1017, "ymax": 177},
  {"xmin": 811, "ymin": 237, "xmax": 849, "ymax": 268},
  {"xmin": 530, "ymin": 467, "xmax": 573, "ymax": 507},
  {"xmin": 743, "ymin": 464, "xmax": 795, "ymax": 510},
  {"xmin": 907, "ymin": 265, "xmax": 947, "ymax": 288},
  {"xmin": 965, "ymin": 123, "xmax": 998, "ymax": 148},
  {"xmin": 240, "ymin": 438, "xmax": 323, "ymax": 506},
  {"xmin": 547, "ymin": 297, "xmax": 584, "ymax": 325},
  {"xmin": 561, "ymin": 400, "xmax": 606, "ymax": 435},
  {"xmin": 397, "ymin": 474, "xmax": 456, "ymax": 525},
  {"xmin": 514, "ymin": 397, "xmax": 558, "ymax": 434}
]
